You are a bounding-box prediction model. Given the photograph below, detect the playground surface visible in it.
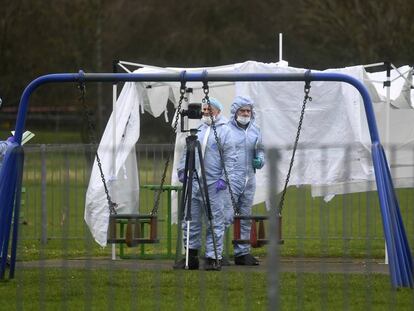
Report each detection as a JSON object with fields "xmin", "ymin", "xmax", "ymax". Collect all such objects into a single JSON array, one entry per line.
[{"xmin": 16, "ymin": 257, "xmax": 390, "ymax": 274}]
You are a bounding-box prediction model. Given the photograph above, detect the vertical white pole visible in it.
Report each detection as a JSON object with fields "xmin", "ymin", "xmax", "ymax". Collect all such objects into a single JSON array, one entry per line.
[
  {"xmin": 111, "ymin": 80, "xmax": 118, "ymax": 261},
  {"xmin": 112, "ymin": 83, "xmax": 117, "ymax": 182},
  {"xmin": 184, "ymin": 89, "xmax": 192, "ymax": 262},
  {"xmin": 277, "ymin": 33, "xmax": 288, "ymax": 66},
  {"xmin": 185, "ymin": 221, "xmax": 190, "ymax": 269},
  {"xmin": 385, "ymin": 63, "xmax": 391, "ymax": 152},
  {"xmin": 279, "ymin": 33, "xmax": 283, "ymax": 62},
  {"xmin": 384, "ymin": 63, "xmax": 391, "ymax": 265}
]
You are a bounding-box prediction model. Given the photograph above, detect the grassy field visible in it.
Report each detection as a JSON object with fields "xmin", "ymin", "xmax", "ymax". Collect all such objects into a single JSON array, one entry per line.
[{"xmin": 1, "ymin": 269, "xmax": 414, "ymax": 310}]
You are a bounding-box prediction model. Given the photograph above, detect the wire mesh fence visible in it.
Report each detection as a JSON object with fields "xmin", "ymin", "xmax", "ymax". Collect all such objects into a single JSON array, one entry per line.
[{"xmin": 3, "ymin": 143, "xmax": 414, "ymax": 310}]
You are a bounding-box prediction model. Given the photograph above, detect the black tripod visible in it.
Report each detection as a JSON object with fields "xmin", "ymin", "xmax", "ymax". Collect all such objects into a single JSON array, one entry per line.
[{"xmin": 180, "ymin": 128, "xmax": 220, "ymax": 270}]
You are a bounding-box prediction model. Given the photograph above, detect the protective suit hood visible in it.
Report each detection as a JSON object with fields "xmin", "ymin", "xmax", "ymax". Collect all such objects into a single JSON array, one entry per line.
[{"xmin": 230, "ymin": 96, "xmax": 256, "ymax": 125}]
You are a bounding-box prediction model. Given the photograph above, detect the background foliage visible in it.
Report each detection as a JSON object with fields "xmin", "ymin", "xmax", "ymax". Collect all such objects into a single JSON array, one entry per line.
[{"xmin": 1, "ymin": 0, "xmax": 413, "ymax": 142}]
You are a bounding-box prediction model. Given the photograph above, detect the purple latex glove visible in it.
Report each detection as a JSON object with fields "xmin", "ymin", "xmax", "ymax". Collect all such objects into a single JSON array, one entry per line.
[
  {"xmin": 178, "ymin": 170, "xmax": 185, "ymax": 183},
  {"xmin": 215, "ymin": 179, "xmax": 227, "ymax": 192},
  {"xmin": 7, "ymin": 136, "xmax": 15, "ymax": 143}
]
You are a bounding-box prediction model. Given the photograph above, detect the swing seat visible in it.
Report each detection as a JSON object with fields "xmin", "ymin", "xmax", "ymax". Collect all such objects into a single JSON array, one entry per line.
[
  {"xmin": 107, "ymin": 214, "xmax": 159, "ymax": 246},
  {"xmin": 232, "ymin": 214, "xmax": 284, "ymax": 247}
]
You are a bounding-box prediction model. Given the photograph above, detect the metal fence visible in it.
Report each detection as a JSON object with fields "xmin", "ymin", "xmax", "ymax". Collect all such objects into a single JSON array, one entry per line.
[
  {"xmin": 4, "ymin": 143, "xmax": 414, "ymax": 310},
  {"xmin": 20, "ymin": 144, "xmax": 409, "ymax": 244}
]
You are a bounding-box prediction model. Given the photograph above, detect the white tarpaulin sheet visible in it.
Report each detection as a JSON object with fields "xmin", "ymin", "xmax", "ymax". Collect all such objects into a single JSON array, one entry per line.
[
  {"xmin": 85, "ymin": 60, "xmax": 414, "ymax": 245},
  {"xmin": 312, "ymin": 65, "xmax": 414, "ymax": 198},
  {"xmin": 233, "ymin": 62, "xmax": 374, "ymax": 204},
  {"xmin": 85, "ymin": 82, "xmax": 142, "ymax": 246}
]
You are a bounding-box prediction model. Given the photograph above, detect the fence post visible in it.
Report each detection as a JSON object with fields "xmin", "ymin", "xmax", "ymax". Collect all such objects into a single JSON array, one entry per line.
[
  {"xmin": 267, "ymin": 149, "xmax": 280, "ymax": 311},
  {"xmin": 40, "ymin": 144, "xmax": 47, "ymax": 245}
]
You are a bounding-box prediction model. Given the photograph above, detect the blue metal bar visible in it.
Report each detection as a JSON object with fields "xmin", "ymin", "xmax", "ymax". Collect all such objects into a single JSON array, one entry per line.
[
  {"xmin": 14, "ymin": 71, "xmax": 380, "ymax": 145},
  {"xmin": 9, "ymin": 146, "xmax": 24, "ymax": 278},
  {"xmin": 0, "ymin": 143, "xmax": 19, "ymax": 278}
]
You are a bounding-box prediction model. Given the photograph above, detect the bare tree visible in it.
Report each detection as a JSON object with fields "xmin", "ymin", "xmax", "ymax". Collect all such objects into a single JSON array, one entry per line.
[{"xmin": 289, "ymin": 0, "xmax": 414, "ymax": 68}]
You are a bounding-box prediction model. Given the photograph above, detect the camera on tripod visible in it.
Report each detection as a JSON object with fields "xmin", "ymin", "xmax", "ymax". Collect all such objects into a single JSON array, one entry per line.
[
  {"xmin": 181, "ymin": 103, "xmax": 203, "ymax": 119},
  {"xmin": 180, "ymin": 103, "xmax": 203, "ymax": 132}
]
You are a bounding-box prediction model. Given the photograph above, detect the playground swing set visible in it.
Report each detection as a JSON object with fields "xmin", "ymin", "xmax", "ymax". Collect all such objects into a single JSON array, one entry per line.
[
  {"xmin": 0, "ymin": 70, "xmax": 412, "ymax": 288},
  {"xmin": 101, "ymin": 70, "xmax": 300, "ymax": 253}
]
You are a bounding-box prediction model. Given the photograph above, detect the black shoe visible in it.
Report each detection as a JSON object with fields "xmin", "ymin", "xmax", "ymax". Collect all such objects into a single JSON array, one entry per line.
[
  {"xmin": 204, "ymin": 257, "xmax": 221, "ymax": 271},
  {"xmin": 173, "ymin": 249, "xmax": 199, "ymax": 270},
  {"xmin": 220, "ymin": 256, "xmax": 232, "ymax": 266},
  {"xmin": 234, "ymin": 254, "xmax": 259, "ymax": 266}
]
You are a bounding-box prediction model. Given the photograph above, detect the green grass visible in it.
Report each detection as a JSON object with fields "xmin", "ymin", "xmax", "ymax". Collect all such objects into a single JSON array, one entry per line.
[{"xmin": 1, "ymin": 269, "xmax": 413, "ymax": 310}]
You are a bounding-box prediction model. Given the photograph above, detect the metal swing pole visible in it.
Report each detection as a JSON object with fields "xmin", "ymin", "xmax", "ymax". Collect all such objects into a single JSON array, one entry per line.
[{"xmin": 14, "ymin": 70, "xmax": 382, "ymax": 151}]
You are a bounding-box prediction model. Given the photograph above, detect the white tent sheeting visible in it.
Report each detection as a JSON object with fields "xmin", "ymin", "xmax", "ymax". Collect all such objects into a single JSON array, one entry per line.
[
  {"xmin": 84, "ymin": 82, "xmax": 142, "ymax": 246},
  {"xmin": 85, "ymin": 60, "xmax": 414, "ymax": 246},
  {"xmin": 311, "ymin": 65, "xmax": 414, "ymax": 199}
]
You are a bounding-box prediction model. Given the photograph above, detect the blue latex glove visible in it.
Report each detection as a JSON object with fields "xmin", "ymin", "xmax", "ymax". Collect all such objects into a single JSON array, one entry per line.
[
  {"xmin": 178, "ymin": 170, "xmax": 185, "ymax": 183},
  {"xmin": 215, "ymin": 179, "xmax": 227, "ymax": 192},
  {"xmin": 252, "ymin": 157, "xmax": 264, "ymax": 169},
  {"xmin": 7, "ymin": 136, "xmax": 15, "ymax": 143}
]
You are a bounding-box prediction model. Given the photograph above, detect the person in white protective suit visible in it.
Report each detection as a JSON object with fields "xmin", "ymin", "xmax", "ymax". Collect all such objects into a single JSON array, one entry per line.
[
  {"xmin": 0, "ymin": 135, "xmax": 16, "ymax": 266},
  {"xmin": 225, "ymin": 95, "xmax": 265, "ymax": 265},
  {"xmin": 0, "ymin": 136, "xmax": 15, "ymax": 171},
  {"xmin": 174, "ymin": 97, "xmax": 236, "ymax": 270}
]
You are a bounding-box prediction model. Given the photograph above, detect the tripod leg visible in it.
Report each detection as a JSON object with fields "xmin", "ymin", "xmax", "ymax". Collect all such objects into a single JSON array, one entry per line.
[
  {"xmin": 174, "ymin": 138, "xmax": 202, "ymax": 270},
  {"xmin": 179, "ymin": 148, "xmax": 191, "ymax": 222},
  {"xmin": 196, "ymin": 141, "xmax": 220, "ymax": 269},
  {"xmin": 177, "ymin": 148, "xmax": 190, "ymax": 267},
  {"xmin": 184, "ymin": 140, "xmax": 196, "ymax": 270}
]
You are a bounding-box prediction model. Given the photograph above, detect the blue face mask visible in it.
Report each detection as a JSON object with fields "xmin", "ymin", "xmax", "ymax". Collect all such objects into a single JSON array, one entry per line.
[{"xmin": 237, "ymin": 115, "xmax": 250, "ymax": 125}]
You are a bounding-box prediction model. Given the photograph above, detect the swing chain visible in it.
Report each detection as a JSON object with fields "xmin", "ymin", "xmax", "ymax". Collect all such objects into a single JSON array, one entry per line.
[
  {"xmin": 277, "ymin": 78, "xmax": 312, "ymax": 215},
  {"xmin": 151, "ymin": 84, "xmax": 186, "ymax": 216},
  {"xmin": 202, "ymin": 83, "xmax": 240, "ymax": 215},
  {"xmin": 78, "ymin": 82, "xmax": 117, "ymax": 215}
]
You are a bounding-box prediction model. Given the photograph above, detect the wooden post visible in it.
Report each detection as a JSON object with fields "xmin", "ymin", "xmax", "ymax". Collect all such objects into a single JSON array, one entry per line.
[
  {"xmin": 250, "ymin": 220, "xmax": 258, "ymax": 248},
  {"xmin": 233, "ymin": 217, "xmax": 241, "ymax": 242},
  {"xmin": 108, "ymin": 216, "xmax": 117, "ymax": 241},
  {"xmin": 258, "ymin": 220, "xmax": 265, "ymax": 247},
  {"xmin": 277, "ymin": 214, "xmax": 284, "ymax": 244},
  {"xmin": 150, "ymin": 217, "xmax": 157, "ymax": 241}
]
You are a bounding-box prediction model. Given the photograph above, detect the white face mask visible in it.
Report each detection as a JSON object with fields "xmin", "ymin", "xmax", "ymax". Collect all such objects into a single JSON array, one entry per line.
[
  {"xmin": 237, "ymin": 115, "xmax": 250, "ymax": 125},
  {"xmin": 202, "ymin": 115, "xmax": 215, "ymax": 125}
]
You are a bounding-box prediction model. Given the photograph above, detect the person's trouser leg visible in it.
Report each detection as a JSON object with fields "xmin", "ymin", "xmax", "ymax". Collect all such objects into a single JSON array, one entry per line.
[
  {"xmin": 205, "ymin": 183, "xmax": 225, "ymax": 260},
  {"xmin": 234, "ymin": 179, "xmax": 255, "ymax": 257},
  {"xmin": 223, "ymin": 191, "xmax": 235, "ymax": 230}
]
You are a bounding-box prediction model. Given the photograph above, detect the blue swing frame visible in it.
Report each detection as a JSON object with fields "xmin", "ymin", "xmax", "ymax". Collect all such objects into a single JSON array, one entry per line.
[{"xmin": 0, "ymin": 70, "xmax": 412, "ymax": 288}]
